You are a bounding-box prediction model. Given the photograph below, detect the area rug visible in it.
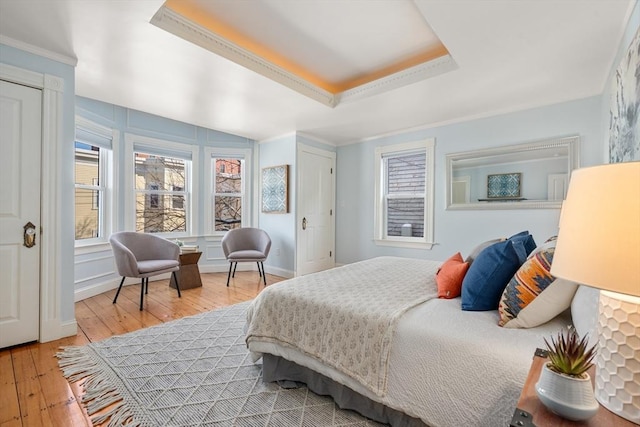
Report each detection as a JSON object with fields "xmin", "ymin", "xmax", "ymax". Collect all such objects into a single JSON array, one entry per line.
[{"xmin": 58, "ymin": 301, "xmax": 384, "ymax": 426}]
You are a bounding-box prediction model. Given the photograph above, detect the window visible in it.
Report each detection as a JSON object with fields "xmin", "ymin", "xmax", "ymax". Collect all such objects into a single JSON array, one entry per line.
[
  {"xmin": 74, "ymin": 117, "xmax": 115, "ymax": 244},
  {"xmin": 74, "ymin": 143, "xmax": 103, "ymax": 239},
  {"xmin": 125, "ymin": 134, "xmax": 197, "ymax": 236},
  {"xmin": 134, "ymin": 152, "xmax": 188, "ymax": 233},
  {"xmin": 213, "ymin": 158, "xmax": 244, "ymax": 231},
  {"xmin": 204, "ymin": 147, "xmax": 251, "ymax": 235},
  {"xmin": 374, "ymin": 139, "xmax": 435, "ymax": 249}
]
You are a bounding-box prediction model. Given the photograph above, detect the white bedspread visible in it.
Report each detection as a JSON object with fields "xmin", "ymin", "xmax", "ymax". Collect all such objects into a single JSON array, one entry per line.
[
  {"xmin": 247, "ymin": 258, "xmax": 572, "ymax": 426},
  {"xmin": 246, "ymin": 256, "xmax": 440, "ymax": 396}
]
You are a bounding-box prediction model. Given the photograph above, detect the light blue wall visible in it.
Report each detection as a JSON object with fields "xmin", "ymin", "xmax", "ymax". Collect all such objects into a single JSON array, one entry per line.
[
  {"xmin": 0, "ymin": 44, "xmax": 76, "ymax": 324},
  {"xmin": 258, "ymin": 133, "xmax": 337, "ymax": 277},
  {"xmin": 258, "ymin": 135, "xmax": 297, "ymax": 276},
  {"xmin": 75, "ymin": 96, "xmax": 257, "ymax": 298},
  {"xmin": 336, "ymin": 96, "xmax": 604, "ymax": 265}
]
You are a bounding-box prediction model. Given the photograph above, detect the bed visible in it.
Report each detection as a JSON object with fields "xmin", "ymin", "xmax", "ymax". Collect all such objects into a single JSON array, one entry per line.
[{"xmin": 245, "ymin": 256, "xmax": 577, "ymax": 426}]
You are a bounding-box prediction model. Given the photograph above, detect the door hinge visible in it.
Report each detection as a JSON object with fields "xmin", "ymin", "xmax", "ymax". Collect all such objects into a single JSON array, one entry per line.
[
  {"xmin": 330, "ymin": 251, "xmax": 332, "ymax": 257},
  {"xmin": 330, "ymin": 167, "xmax": 333, "ymax": 174},
  {"xmin": 330, "ymin": 209, "xmax": 332, "ymax": 215}
]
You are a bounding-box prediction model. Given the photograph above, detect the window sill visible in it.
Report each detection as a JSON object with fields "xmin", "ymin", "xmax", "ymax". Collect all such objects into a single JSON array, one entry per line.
[{"xmin": 373, "ymin": 239, "xmax": 434, "ymax": 250}]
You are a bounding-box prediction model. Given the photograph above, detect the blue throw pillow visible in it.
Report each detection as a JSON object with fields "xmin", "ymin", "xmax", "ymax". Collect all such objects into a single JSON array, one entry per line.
[
  {"xmin": 508, "ymin": 231, "xmax": 537, "ymax": 262},
  {"xmin": 461, "ymin": 239, "xmax": 526, "ymax": 311}
]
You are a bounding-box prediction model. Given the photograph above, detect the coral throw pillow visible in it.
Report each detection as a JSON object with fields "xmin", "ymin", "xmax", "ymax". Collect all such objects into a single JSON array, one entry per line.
[{"xmin": 436, "ymin": 252, "xmax": 470, "ymax": 299}]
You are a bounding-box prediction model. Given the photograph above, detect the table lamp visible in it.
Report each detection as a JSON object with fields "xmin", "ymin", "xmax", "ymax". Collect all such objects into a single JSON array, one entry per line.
[{"xmin": 551, "ymin": 161, "xmax": 640, "ymax": 424}]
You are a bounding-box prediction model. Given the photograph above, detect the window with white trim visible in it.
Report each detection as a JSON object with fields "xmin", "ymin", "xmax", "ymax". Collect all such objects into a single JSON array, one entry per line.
[
  {"xmin": 124, "ymin": 134, "xmax": 198, "ymax": 236},
  {"xmin": 374, "ymin": 139, "xmax": 435, "ymax": 249},
  {"xmin": 74, "ymin": 118, "xmax": 114, "ymax": 243},
  {"xmin": 134, "ymin": 151, "xmax": 189, "ymax": 233},
  {"xmin": 204, "ymin": 147, "xmax": 251, "ymax": 235}
]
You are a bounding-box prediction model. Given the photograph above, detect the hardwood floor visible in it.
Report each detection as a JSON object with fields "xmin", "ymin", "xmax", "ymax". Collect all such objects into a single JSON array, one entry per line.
[{"xmin": 0, "ymin": 271, "xmax": 284, "ymax": 427}]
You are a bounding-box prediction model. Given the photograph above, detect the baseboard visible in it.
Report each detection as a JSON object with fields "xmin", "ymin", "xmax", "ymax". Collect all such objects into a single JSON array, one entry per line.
[
  {"xmin": 40, "ymin": 318, "xmax": 78, "ymax": 343},
  {"xmin": 263, "ymin": 265, "xmax": 294, "ymax": 279},
  {"xmin": 74, "ymin": 274, "xmax": 172, "ymax": 302},
  {"xmin": 198, "ymin": 263, "xmax": 294, "ymax": 279},
  {"xmin": 74, "ymin": 265, "xmax": 295, "ymax": 302}
]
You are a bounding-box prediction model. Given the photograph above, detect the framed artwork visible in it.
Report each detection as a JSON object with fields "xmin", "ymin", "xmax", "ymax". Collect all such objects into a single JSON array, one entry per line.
[
  {"xmin": 262, "ymin": 165, "xmax": 288, "ymax": 213},
  {"xmin": 609, "ymin": 27, "xmax": 640, "ymax": 163},
  {"xmin": 487, "ymin": 172, "xmax": 521, "ymax": 198}
]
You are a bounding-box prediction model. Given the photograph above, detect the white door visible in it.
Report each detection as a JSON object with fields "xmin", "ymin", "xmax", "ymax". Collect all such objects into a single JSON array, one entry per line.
[
  {"xmin": 297, "ymin": 146, "xmax": 335, "ymax": 276},
  {"xmin": 452, "ymin": 176, "xmax": 470, "ymax": 204},
  {"xmin": 0, "ymin": 80, "xmax": 42, "ymax": 348},
  {"xmin": 548, "ymin": 173, "xmax": 568, "ymax": 201}
]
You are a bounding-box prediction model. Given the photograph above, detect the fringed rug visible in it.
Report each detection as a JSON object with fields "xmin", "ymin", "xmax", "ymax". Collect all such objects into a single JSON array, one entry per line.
[{"xmin": 58, "ymin": 301, "xmax": 384, "ymax": 427}]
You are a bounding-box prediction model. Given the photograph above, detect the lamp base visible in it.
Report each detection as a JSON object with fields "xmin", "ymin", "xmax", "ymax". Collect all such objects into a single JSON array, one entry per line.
[{"xmin": 595, "ymin": 291, "xmax": 640, "ymax": 424}]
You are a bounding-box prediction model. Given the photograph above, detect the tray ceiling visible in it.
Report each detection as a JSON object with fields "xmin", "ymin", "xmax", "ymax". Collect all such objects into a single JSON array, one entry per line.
[{"xmin": 151, "ymin": 0, "xmax": 456, "ymax": 106}]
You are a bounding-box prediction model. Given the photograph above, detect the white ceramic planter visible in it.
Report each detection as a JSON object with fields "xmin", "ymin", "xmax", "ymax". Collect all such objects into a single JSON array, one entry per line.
[{"xmin": 535, "ymin": 363, "xmax": 599, "ymax": 421}]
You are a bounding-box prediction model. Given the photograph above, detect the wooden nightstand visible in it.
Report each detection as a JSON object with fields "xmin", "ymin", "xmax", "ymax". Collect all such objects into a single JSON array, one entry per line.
[{"xmin": 510, "ymin": 348, "xmax": 635, "ymax": 427}]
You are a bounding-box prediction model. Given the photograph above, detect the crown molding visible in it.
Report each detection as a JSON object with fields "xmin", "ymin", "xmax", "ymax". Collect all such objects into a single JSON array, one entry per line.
[
  {"xmin": 337, "ymin": 54, "xmax": 457, "ymax": 104},
  {"xmin": 150, "ymin": 5, "xmax": 457, "ymax": 108},
  {"xmin": 0, "ymin": 35, "xmax": 77, "ymax": 66},
  {"xmin": 295, "ymin": 132, "xmax": 337, "ymax": 147},
  {"xmin": 151, "ymin": 6, "xmax": 337, "ymax": 107}
]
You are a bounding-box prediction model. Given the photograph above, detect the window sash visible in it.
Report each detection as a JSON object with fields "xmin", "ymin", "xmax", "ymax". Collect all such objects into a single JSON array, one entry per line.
[
  {"xmin": 212, "ymin": 157, "xmax": 245, "ymax": 232},
  {"xmin": 74, "ymin": 144, "xmax": 107, "ymax": 241},
  {"xmin": 133, "ymin": 151, "xmax": 191, "ymax": 234},
  {"xmin": 374, "ymin": 140, "xmax": 434, "ymax": 248},
  {"xmin": 202, "ymin": 147, "xmax": 251, "ymax": 236}
]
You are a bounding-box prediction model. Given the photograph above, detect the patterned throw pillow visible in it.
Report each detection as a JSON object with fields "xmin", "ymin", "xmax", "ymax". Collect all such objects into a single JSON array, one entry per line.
[
  {"xmin": 436, "ymin": 252, "xmax": 470, "ymax": 299},
  {"xmin": 498, "ymin": 247, "xmax": 576, "ymax": 327}
]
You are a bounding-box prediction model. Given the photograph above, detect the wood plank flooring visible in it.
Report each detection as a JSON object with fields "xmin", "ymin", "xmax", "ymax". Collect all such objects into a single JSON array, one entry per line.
[{"xmin": 0, "ymin": 271, "xmax": 284, "ymax": 427}]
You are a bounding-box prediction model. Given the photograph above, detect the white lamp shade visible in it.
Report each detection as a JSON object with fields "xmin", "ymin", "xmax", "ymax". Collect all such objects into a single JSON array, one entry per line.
[{"xmin": 550, "ymin": 162, "xmax": 640, "ymax": 296}]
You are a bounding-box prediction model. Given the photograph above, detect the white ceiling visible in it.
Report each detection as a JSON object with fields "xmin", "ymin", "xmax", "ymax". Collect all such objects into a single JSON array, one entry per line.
[{"xmin": 0, "ymin": 0, "xmax": 633, "ymax": 145}]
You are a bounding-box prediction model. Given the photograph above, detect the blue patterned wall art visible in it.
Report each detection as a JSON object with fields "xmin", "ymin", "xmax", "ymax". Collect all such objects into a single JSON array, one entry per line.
[
  {"xmin": 487, "ymin": 173, "xmax": 521, "ymax": 198},
  {"xmin": 262, "ymin": 165, "xmax": 289, "ymax": 213}
]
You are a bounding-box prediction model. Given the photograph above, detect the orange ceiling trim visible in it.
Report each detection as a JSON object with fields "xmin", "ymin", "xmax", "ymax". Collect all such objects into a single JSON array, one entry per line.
[
  {"xmin": 164, "ymin": 0, "xmax": 449, "ymax": 95},
  {"xmin": 332, "ymin": 44, "xmax": 449, "ymax": 93},
  {"xmin": 165, "ymin": 0, "xmax": 338, "ymax": 93}
]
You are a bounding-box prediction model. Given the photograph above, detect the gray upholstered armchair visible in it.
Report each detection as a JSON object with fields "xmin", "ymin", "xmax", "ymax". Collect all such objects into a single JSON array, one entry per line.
[
  {"xmin": 109, "ymin": 231, "xmax": 181, "ymax": 310},
  {"xmin": 221, "ymin": 228, "xmax": 271, "ymax": 286}
]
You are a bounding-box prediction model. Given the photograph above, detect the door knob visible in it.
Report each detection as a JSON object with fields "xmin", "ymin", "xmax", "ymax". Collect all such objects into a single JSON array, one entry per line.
[
  {"xmin": 302, "ymin": 217, "xmax": 307, "ymax": 230},
  {"xmin": 23, "ymin": 222, "xmax": 36, "ymax": 248}
]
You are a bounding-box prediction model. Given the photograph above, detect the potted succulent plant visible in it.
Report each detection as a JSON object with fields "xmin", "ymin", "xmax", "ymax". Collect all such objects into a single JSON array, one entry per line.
[{"xmin": 535, "ymin": 328, "xmax": 599, "ymax": 421}]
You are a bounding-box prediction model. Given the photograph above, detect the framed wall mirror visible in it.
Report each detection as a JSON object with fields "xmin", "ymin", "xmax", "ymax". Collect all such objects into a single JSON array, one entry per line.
[{"xmin": 446, "ymin": 135, "xmax": 580, "ymax": 210}]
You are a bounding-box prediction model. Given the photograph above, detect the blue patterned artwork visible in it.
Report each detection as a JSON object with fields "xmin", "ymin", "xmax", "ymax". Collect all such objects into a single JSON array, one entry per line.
[
  {"xmin": 262, "ymin": 165, "xmax": 288, "ymax": 213},
  {"xmin": 487, "ymin": 173, "xmax": 521, "ymax": 198}
]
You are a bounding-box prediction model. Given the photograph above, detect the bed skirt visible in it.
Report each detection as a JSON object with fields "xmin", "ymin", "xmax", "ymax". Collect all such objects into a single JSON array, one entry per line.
[{"xmin": 262, "ymin": 354, "xmax": 428, "ymax": 427}]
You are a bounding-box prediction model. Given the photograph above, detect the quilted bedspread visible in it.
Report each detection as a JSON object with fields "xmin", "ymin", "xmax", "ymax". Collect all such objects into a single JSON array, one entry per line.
[{"xmin": 245, "ymin": 256, "xmax": 440, "ymax": 396}]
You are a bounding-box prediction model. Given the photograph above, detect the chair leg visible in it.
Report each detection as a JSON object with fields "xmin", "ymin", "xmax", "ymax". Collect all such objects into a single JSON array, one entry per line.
[
  {"xmin": 113, "ymin": 277, "xmax": 126, "ymax": 304},
  {"xmin": 172, "ymin": 271, "xmax": 181, "ymax": 298},
  {"xmin": 261, "ymin": 262, "xmax": 267, "ymax": 286},
  {"xmin": 139, "ymin": 278, "xmax": 145, "ymax": 311},
  {"xmin": 257, "ymin": 262, "xmax": 262, "ymax": 277},
  {"xmin": 232, "ymin": 262, "xmax": 238, "ymax": 278},
  {"xmin": 145, "ymin": 278, "xmax": 149, "ymax": 294},
  {"xmin": 226, "ymin": 262, "xmax": 233, "ymax": 287}
]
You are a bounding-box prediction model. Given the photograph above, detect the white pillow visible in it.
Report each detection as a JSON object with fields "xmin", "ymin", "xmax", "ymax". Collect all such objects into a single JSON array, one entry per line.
[
  {"xmin": 571, "ymin": 285, "xmax": 600, "ymax": 347},
  {"xmin": 502, "ymin": 278, "xmax": 578, "ymax": 329}
]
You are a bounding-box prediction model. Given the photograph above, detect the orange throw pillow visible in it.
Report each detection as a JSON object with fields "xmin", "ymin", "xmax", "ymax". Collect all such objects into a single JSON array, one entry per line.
[{"xmin": 436, "ymin": 252, "xmax": 470, "ymax": 299}]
